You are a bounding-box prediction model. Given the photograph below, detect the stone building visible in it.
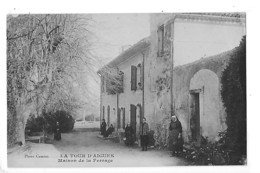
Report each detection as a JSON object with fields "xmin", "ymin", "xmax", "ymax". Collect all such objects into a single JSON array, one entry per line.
[
  {"xmin": 97, "ymin": 38, "xmax": 150, "ymax": 142},
  {"xmin": 98, "ymin": 13, "xmax": 246, "ymax": 147}
]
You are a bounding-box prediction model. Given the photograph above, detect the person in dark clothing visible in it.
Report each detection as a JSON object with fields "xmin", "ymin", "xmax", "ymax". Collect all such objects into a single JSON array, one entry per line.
[
  {"xmin": 101, "ymin": 119, "xmax": 107, "ymax": 136},
  {"xmin": 140, "ymin": 117, "xmax": 149, "ymax": 151},
  {"xmin": 104, "ymin": 124, "xmax": 114, "ymax": 137},
  {"xmin": 169, "ymin": 115, "xmax": 183, "ymax": 156},
  {"xmin": 54, "ymin": 122, "xmax": 61, "ymax": 141},
  {"xmin": 125, "ymin": 123, "xmax": 134, "ymax": 146}
]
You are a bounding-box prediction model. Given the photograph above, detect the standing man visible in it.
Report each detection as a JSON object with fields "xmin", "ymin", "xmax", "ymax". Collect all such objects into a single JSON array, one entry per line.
[
  {"xmin": 140, "ymin": 117, "xmax": 149, "ymax": 151},
  {"xmin": 101, "ymin": 119, "xmax": 107, "ymax": 136}
]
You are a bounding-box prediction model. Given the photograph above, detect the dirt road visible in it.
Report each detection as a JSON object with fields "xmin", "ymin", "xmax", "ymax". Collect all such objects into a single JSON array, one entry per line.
[{"xmin": 8, "ymin": 129, "xmax": 188, "ymax": 167}]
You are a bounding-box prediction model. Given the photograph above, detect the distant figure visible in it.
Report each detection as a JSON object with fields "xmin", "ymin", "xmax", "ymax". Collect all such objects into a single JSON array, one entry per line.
[
  {"xmin": 104, "ymin": 124, "xmax": 114, "ymax": 137},
  {"xmin": 54, "ymin": 122, "xmax": 61, "ymax": 141},
  {"xmin": 140, "ymin": 117, "xmax": 149, "ymax": 151},
  {"xmin": 169, "ymin": 115, "xmax": 183, "ymax": 157},
  {"xmin": 100, "ymin": 119, "xmax": 107, "ymax": 136},
  {"xmin": 125, "ymin": 123, "xmax": 134, "ymax": 146}
]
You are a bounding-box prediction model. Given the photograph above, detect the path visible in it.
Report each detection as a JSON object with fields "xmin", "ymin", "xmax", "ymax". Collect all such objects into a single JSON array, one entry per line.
[{"xmin": 8, "ymin": 129, "xmax": 188, "ymax": 167}]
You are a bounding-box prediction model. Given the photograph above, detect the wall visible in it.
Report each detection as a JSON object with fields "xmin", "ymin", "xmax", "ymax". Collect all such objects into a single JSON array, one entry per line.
[
  {"xmin": 117, "ymin": 52, "xmax": 144, "ymax": 133},
  {"xmin": 145, "ymin": 13, "xmax": 245, "ymax": 147},
  {"xmin": 172, "ymin": 52, "xmax": 232, "ymax": 142},
  {"xmin": 100, "ymin": 93, "xmax": 117, "ymax": 127},
  {"xmin": 101, "ymin": 49, "xmax": 148, "ymax": 137},
  {"xmin": 174, "ymin": 19, "xmax": 245, "ymax": 66}
]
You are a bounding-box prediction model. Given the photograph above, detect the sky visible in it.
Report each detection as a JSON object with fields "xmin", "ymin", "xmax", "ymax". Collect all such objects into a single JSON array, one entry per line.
[
  {"xmin": 74, "ymin": 14, "xmax": 151, "ymax": 117},
  {"xmin": 90, "ymin": 14, "xmax": 150, "ymax": 68}
]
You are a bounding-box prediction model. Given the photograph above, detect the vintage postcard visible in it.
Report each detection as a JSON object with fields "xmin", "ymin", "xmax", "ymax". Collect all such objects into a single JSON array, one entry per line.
[{"xmin": 5, "ymin": 12, "xmax": 246, "ymax": 169}]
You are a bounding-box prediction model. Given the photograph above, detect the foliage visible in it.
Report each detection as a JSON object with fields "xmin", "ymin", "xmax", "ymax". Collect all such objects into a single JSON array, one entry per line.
[
  {"xmin": 25, "ymin": 114, "xmax": 45, "ymax": 133},
  {"xmin": 154, "ymin": 122, "xmax": 169, "ymax": 149},
  {"xmin": 26, "ymin": 110, "xmax": 75, "ymax": 134},
  {"xmin": 220, "ymin": 36, "xmax": 246, "ymax": 159},
  {"xmin": 182, "ymin": 131, "xmax": 238, "ymax": 165},
  {"xmin": 100, "ymin": 66, "xmax": 124, "ymax": 95},
  {"xmin": 7, "ymin": 14, "xmax": 94, "ymax": 144},
  {"xmin": 44, "ymin": 110, "xmax": 75, "ymax": 133}
]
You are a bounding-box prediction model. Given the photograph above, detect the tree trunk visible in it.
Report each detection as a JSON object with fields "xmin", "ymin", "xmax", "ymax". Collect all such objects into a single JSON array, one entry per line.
[
  {"xmin": 16, "ymin": 120, "xmax": 26, "ymax": 145},
  {"xmin": 15, "ymin": 104, "xmax": 35, "ymax": 145}
]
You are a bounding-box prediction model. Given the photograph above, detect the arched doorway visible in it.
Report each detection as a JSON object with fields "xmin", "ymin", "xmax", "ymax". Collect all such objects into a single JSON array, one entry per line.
[{"xmin": 189, "ymin": 69, "xmax": 220, "ymax": 142}]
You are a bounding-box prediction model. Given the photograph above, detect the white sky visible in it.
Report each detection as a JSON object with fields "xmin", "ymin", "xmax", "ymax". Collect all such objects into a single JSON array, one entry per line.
[{"xmin": 90, "ymin": 14, "xmax": 150, "ymax": 67}]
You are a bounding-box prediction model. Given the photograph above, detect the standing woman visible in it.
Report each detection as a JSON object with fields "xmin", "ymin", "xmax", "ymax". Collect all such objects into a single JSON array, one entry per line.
[
  {"xmin": 140, "ymin": 117, "xmax": 149, "ymax": 151},
  {"xmin": 101, "ymin": 119, "xmax": 107, "ymax": 136},
  {"xmin": 169, "ymin": 115, "xmax": 183, "ymax": 156},
  {"xmin": 54, "ymin": 121, "xmax": 61, "ymax": 141}
]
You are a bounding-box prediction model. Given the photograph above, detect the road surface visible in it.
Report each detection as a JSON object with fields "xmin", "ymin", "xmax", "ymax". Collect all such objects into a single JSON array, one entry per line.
[{"xmin": 8, "ymin": 129, "xmax": 188, "ymax": 167}]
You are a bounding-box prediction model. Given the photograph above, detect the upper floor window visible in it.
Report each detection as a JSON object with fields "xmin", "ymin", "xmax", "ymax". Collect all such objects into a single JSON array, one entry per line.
[
  {"xmin": 157, "ymin": 24, "xmax": 164, "ymax": 57},
  {"xmin": 131, "ymin": 63, "xmax": 143, "ymax": 91},
  {"xmin": 131, "ymin": 66, "xmax": 137, "ymax": 91}
]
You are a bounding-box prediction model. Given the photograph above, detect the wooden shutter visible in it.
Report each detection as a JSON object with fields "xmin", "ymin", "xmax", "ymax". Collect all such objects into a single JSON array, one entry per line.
[
  {"xmin": 130, "ymin": 104, "xmax": 137, "ymax": 134},
  {"xmin": 117, "ymin": 108, "xmax": 121, "ymax": 129},
  {"xmin": 101, "ymin": 76, "xmax": 104, "ymax": 93},
  {"xmin": 107, "ymin": 106, "xmax": 110, "ymax": 126},
  {"xmin": 157, "ymin": 25, "xmax": 164, "ymax": 56},
  {"xmin": 139, "ymin": 104, "xmax": 143, "ymax": 125},
  {"xmin": 140, "ymin": 62, "xmax": 144, "ymax": 90},
  {"xmin": 122, "ymin": 108, "xmax": 125, "ymax": 129},
  {"xmin": 131, "ymin": 66, "xmax": 137, "ymax": 91}
]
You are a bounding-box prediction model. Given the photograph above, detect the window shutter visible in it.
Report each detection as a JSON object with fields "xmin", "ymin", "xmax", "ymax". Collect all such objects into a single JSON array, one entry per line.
[
  {"xmin": 122, "ymin": 108, "xmax": 125, "ymax": 129},
  {"xmin": 117, "ymin": 108, "xmax": 121, "ymax": 129},
  {"xmin": 131, "ymin": 66, "xmax": 137, "ymax": 91},
  {"xmin": 101, "ymin": 76, "xmax": 104, "ymax": 93},
  {"xmin": 107, "ymin": 106, "xmax": 110, "ymax": 126},
  {"xmin": 140, "ymin": 63, "xmax": 144, "ymax": 90},
  {"xmin": 158, "ymin": 25, "xmax": 164, "ymax": 56}
]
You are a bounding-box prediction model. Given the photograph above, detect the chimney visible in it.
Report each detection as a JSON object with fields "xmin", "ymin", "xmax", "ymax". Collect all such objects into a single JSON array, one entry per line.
[{"xmin": 120, "ymin": 45, "xmax": 131, "ymax": 54}]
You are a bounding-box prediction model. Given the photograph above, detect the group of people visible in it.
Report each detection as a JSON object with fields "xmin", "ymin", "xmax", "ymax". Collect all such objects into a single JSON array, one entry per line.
[
  {"xmin": 100, "ymin": 115, "xmax": 183, "ymax": 156},
  {"xmin": 124, "ymin": 118, "xmax": 149, "ymax": 151},
  {"xmin": 100, "ymin": 119, "xmax": 115, "ymax": 137}
]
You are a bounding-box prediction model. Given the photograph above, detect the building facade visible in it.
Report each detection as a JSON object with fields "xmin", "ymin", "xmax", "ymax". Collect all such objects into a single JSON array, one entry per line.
[
  {"xmin": 98, "ymin": 13, "xmax": 246, "ymax": 147},
  {"xmin": 98, "ymin": 38, "xmax": 150, "ymax": 142}
]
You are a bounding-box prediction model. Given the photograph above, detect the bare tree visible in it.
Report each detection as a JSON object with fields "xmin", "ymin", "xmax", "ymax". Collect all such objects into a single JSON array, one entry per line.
[{"xmin": 7, "ymin": 14, "xmax": 95, "ymax": 145}]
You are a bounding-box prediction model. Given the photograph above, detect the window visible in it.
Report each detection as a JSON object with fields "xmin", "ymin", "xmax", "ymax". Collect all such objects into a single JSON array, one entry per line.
[
  {"xmin": 137, "ymin": 63, "xmax": 143, "ymax": 90},
  {"xmin": 101, "ymin": 76, "xmax": 105, "ymax": 93},
  {"xmin": 158, "ymin": 25, "xmax": 164, "ymax": 57},
  {"xmin": 119, "ymin": 71, "xmax": 124, "ymax": 93},
  {"xmin": 131, "ymin": 66, "xmax": 137, "ymax": 91},
  {"xmin": 102, "ymin": 106, "xmax": 105, "ymax": 120}
]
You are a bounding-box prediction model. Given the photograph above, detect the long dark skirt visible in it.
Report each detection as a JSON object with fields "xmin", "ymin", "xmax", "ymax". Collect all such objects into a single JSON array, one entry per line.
[{"xmin": 140, "ymin": 135, "xmax": 149, "ymax": 147}]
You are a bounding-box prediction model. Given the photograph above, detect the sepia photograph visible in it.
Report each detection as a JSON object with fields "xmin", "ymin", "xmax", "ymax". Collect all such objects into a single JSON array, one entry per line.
[{"xmin": 5, "ymin": 11, "xmax": 247, "ymax": 168}]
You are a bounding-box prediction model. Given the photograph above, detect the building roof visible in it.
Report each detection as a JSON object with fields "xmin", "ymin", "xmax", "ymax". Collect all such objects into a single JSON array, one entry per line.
[
  {"xmin": 173, "ymin": 13, "xmax": 246, "ymax": 24},
  {"xmin": 97, "ymin": 37, "xmax": 150, "ymax": 74}
]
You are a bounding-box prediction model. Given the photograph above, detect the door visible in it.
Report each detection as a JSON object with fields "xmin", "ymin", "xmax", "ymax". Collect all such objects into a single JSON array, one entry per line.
[
  {"xmin": 190, "ymin": 92, "xmax": 201, "ymax": 143},
  {"xmin": 130, "ymin": 104, "xmax": 137, "ymax": 135},
  {"xmin": 117, "ymin": 108, "xmax": 121, "ymax": 129},
  {"xmin": 107, "ymin": 106, "xmax": 110, "ymax": 126},
  {"xmin": 122, "ymin": 108, "xmax": 126, "ymax": 129}
]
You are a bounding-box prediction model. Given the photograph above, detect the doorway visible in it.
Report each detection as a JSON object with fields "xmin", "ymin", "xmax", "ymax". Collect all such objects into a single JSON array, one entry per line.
[
  {"xmin": 190, "ymin": 92, "xmax": 201, "ymax": 143},
  {"xmin": 130, "ymin": 104, "xmax": 137, "ymax": 135}
]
